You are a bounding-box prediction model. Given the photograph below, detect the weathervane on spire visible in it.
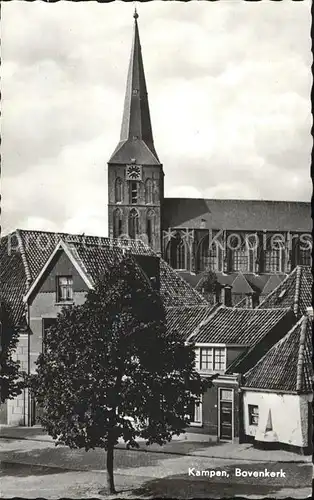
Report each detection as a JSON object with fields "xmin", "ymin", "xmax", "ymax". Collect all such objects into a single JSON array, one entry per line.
[{"xmin": 133, "ymin": 6, "xmax": 139, "ymax": 20}]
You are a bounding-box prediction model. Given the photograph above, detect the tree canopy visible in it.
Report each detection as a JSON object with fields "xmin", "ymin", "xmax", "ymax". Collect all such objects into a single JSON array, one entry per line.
[
  {"xmin": 30, "ymin": 255, "xmax": 210, "ymax": 493},
  {"xmin": 0, "ymin": 302, "xmax": 25, "ymax": 404}
]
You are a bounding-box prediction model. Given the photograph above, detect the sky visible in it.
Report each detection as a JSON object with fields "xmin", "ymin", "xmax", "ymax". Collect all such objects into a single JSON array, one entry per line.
[{"xmin": 1, "ymin": 0, "xmax": 312, "ymax": 237}]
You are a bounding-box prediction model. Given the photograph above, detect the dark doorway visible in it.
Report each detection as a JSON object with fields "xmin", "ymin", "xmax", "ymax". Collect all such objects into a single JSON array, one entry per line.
[
  {"xmin": 31, "ymin": 398, "xmax": 44, "ymax": 426},
  {"xmin": 219, "ymin": 388, "xmax": 233, "ymax": 441}
]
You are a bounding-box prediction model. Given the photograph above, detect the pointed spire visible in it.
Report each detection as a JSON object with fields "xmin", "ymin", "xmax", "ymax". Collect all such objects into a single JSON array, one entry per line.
[{"xmin": 109, "ymin": 10, "xmax": 160, "ymax": 165}]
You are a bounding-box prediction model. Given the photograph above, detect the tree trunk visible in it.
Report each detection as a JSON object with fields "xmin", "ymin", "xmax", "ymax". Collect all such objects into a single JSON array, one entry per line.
[{"xmin": 106, "ymin": 440, "xmax": 116, "ymax": 494}]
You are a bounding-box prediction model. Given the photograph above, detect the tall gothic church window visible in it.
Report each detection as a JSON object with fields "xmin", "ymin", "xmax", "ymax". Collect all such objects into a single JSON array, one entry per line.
[
  {"xmin": 229, "ymin": 235, "xmax": 248, "ymax": 272},
  {"xmin": 292, "ymin": 234, "xmax": 312, "ymax": 268},
  {"xmin": 115, "ymin": 177, "xmax": 123, "ymax": 203},
  {"xmin": 264, "ymin": 234, "xmax": 285, "ymax": 272},
  {"xmin": 128, "ymin": 208, "xmax": 139, "ymax": 239},
  {"xmin": 145, "ymin": 178, "xmax": 153, "ymax": 204},
  {"xmin": 146, "ymin": 209, "xmax": 155, "ymax": 245},
  {"xmin": 113, "ymin": 208, "xmax": 123, "ymax": 238},
  {"xmin": 196, "ymin": 234, "xmax": 212, "ymax": 271},
  {"xmin": 166, "ymin": 233, "xmax": 187, "ymax": 270}
]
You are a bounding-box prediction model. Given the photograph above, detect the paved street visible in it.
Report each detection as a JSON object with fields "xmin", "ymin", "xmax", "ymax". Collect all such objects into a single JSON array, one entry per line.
[{"xmin": 0, "ymin": 437, "xmax": 312, "ymax": 498}]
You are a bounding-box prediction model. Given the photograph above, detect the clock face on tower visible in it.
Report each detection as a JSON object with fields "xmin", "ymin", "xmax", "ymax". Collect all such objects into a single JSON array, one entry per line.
[{"xmin": 126, "ymin": 164, "xmax": 142, "ymax": 181}]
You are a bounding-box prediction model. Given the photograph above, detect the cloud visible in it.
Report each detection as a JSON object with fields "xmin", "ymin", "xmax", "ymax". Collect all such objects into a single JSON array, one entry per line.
[{"xmin": 1, "ymin": 0, "xmax": 311, "ymax": 236}]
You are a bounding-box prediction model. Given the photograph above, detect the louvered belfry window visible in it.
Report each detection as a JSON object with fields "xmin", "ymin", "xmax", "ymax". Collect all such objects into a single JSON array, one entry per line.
[{"xmin": 130, "ymin": 182, "xmax": 138, "ymax": 204}]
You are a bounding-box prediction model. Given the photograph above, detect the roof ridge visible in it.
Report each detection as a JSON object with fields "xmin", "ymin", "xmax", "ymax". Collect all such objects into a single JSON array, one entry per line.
[
  {"xmin": 293, "ymin": 266, "xmax": 302, "ymax": 317},
  {"xmin": 140, "ymin": 139, "xmax": 160, "ymax": 164},
  {"xmin": 258, "ymin": 267, "xmax": 297, "ymax": 308},
  {"xmin": 185, "ymin": 305, "xmax": 222, "ymax": 343},
  {"xmin": 166, "ymin": 304, "xmax": 210, "ymax": 310},
  {"xmin": 161, "ymin": 260, "xmax": 208, "ymax": 305},
  {"xmin": 296, "ymin": 315, "xmax": 309, "ymax": 392},
  {"xmin": 233, "ymin": 272, "xmax": 254, "ymax": 293},
  {"xmin": 242, "ymin": 318, "xmax": 302, "ymax": 382},
  {"xmin": 64, "ymin": 242, "xmax": 96, "ymax": 287},
  {"xmin": 15, "ymin": 229, "xmax": 32, "ymax": 290},
  {"xmin": 164, "ymin": 198, "xmax": 311, "ymax": 204}
]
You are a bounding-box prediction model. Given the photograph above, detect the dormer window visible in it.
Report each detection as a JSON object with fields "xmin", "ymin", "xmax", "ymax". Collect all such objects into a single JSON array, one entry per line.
[
  {"xmin": 199, "ymin": 347, "xmax": 226, "ymax": 372},
  {"xmin": 56, "ymin": 276, "xmax": 73, "ymax": 303},
  {"xmin": 132, "ymin": 89, "xmax": 139, "ymax": 95}
]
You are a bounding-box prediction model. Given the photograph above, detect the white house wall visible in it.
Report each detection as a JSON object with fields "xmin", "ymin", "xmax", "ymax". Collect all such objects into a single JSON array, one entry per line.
[{"xmin": 243, "ymin": 390, "xmax": 312, "ymax": 448}]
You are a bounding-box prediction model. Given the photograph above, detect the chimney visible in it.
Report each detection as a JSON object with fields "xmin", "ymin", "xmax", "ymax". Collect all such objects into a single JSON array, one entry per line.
[
  {"xmin": 221, "ymin": 285, "xmax": 232, "ymax": 307},
  {"xmin": 245, "ymin": 293, "xmax": 254, "ymax": 309}
]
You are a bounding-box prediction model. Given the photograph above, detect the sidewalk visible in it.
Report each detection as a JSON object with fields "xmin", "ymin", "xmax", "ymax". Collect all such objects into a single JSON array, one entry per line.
[{"xmin": 0, "ymin": 425, "xmax": 311, "ymax": 463}]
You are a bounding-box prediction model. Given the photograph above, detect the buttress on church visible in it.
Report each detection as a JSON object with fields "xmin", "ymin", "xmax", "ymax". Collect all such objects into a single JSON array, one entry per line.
[{"xmin": 107, "ymin": 11, "xmax": 312, "ymax": 306}]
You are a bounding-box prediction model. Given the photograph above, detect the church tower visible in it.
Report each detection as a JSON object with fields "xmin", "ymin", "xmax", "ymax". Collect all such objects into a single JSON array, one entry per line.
[{"xmin": 108, "ymin": 10, "xmax": 164, "ymax": 254}]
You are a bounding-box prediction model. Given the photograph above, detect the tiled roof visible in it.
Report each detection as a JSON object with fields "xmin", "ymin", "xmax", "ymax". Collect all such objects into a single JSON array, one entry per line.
[
  {"xmin": 1, "ymin": 229, "xmax": 206, "ymax": 327},
  {"xmin": 163, "ymin": 198, "xmax": 311, "ymax": 232},
  {"xmin": 109, "ymin": 140, "xmax": 160, "ymax": 166},
  {"xmin": 261, "ymin": 274, "xmax": 287, "ymax": 296},
  {"xmin": 166, "ymin": 305, "xmax": 218, "ymax": 340},
  {"xmin": 0, "ymin": 233, "xmax": 27, "ymax": 326},
  {"xmin": 195, "ymin": 271, "xmax": 284, "ymax": 296},
  {"xmin": 233, "ymin": 297, "xmax": 247, "ymax": 309},
  {"xmin": 187, "ymin": 306, "xmax": 292, "ymax": 346},
  {"xmin": 66, "ymin": 242, "xmax": 207, "ymax": 308},
  {"xmin": 159, "ymin": 260, "xmax": 208, "ymax": 308},
  {"xmin": 242, "ymin": 315, "xmax": 313, "ymax": 394},
  {"xmin": 258, "ymin": 266, "xmax": 313, "ymax": 319}
]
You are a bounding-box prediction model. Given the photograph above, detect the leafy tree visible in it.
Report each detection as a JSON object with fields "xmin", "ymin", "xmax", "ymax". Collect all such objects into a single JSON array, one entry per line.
[
  {"xmin": 202, "ymin": 270, "xmax": 218, "ymax": 294},
  {"xmin": 0, "ymin": 301, "xmax": 25, "ymax": 403},
  {"xmin": 201, "ymin": 270, "xmax": 220, "ymax": 304},
  {"xmin": 30, "ymin": 255, "xmax": 210, "ymax": 494}
]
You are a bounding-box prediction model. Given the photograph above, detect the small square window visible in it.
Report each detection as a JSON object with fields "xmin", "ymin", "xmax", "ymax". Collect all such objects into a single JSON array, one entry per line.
[
  {"xmin": 248, "ymin": 404, "xmax": 259, "ymax": 426},
  {"xmin": 57, "ymin": 276, "xmax": 73, "ymax": 302}
]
